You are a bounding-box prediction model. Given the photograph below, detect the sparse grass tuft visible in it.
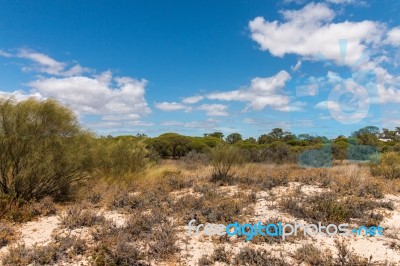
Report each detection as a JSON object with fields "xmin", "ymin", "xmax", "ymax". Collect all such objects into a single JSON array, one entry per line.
[{"xmin": 294, "ymin": 244, "xmax": 332, "ymax": 265}]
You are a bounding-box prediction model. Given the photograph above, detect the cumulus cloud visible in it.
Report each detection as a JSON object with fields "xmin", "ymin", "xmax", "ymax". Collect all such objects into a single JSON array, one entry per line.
[
  {"xmin": 249, "ymin": 3, "xmax": 382, "ymax": 65},
  {"xmin": 182, "ymin": 95, "xmax": 204, "ymax": 104},
  {"xmin": 385, "ymin": 27, "xmax": 400, "ymax": 47},
  {"xmin": 154, "ymin": 102, "xmax": 191, "ymax": 112},
  {"xmin": 28, "ymin": 71, "xmax": 151, "ymax": 118},
  {"xmin": 207, "ymin": 70, "xmax": 292, "ymax": 111},
  {"xmin": 198, "ymin": 104, "xmax": 229, "ymax": 116},
  {"xmin": 0, "ymin": 49, "xmax": 152, "ymax": 124}
]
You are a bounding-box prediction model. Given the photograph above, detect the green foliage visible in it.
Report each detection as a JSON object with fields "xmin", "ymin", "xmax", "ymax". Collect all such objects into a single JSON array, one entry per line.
[
  {"xmin": 352, "ymin": 126, "xmax": 380, "ymax": 146},
  {"xmin": 147, "ymin": 133, "xmax": 189, "ymax": 158},
  {"xmin": 203, "ymin": 131, "xmax": 224, "ymax": 139},
  {"xmin": 225, "ymin": 132, "xmax": 242, "ymax": 144},
  {"xmin": 94, "ymin": 138, "xmax": 149, "ymax": 177},
  {"xmin": 370, "ymin": 152, "xmax": 400, "ymax": 179},
  {"xmin": 0, "ymin": 98, "xmax": 92, "ymax": 201},
  {"xmin": 258, "ymin": 128, "xmax": 293, "ymax": 144},
  {"xmin": 210, "ymin": 144, "xmax": 245, "ymax": 182}
]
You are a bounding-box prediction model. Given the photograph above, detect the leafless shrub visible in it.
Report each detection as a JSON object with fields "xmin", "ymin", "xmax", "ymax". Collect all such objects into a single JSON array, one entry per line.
[
  {"xmin": 1, "ymin": 235, "xmax": 88, "ymax": 266},
  {"xmin": 233, "ymin": 247, "xmax": 288, "ymax": 266},
  {"xmin": 0, "ymin": 222, "xmax": 15, "ymax": 248},
  {"xmin": 335, "ymin": 240, "xmax": 371, "ymax": 265},
  {"xmin": 294, "ymin": 244, "xmax": 332, "ymax": 265},
  {"xmin": 61, "ymin": 204, "xmax": 105, "ymax": 229}
]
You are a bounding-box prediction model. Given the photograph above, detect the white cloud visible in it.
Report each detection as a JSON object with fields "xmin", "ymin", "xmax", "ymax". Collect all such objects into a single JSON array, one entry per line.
[
  {"xmin": 291, "ymin": 60, "xmax": 302, "ymax": 72},
  {"xmin": 18, "ymin": 49, "xmax": 66, "ymax": 75},
  {"xmin": 325, "ymin": 0, "xmax": 355, "ymax": 4},
  {"xmin": 198, "ymin": 104, "xmax": 229, "ymax": 116},
  {"xmin": 0, "ymin": 90, "xmax": 44, "ymax": 101},
  {"xmin": 28, "ymin": 72, "xmax": 151, "ymax": 118},
  {"xmin": 385, "ymin": 27, "xmax": 400, "ymax": 47},
  {"xmin": 160, "ymin": 121, "xmax": 185, "ymax": 126},
  {"xmin": 207, "ymin": 70, "xmax": 292, "ymax": 111},
  {"xmin": 154, "ymin": 102, "xmax": 191, "ymax": 112},
  {"xmin": 2, "ymin": 49, "xmax": 90, "ymax": 76},
  {"xmin": 0, "ymin": 49, "xmax": 152, "ymax": 122},
  {"xmin": 182, "ymin": 95, "xmax": 204, "ymax": 104},
  {"xmin": 0, "ymin": 50, "xmax": 12, "ymax": 57},
  {"xmin": 249, "ymin": 3, "xmax": 382, "ymax": 65}
]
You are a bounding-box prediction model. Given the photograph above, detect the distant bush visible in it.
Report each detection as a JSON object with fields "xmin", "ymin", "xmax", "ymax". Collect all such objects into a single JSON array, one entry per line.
[
  {"xmin": 370, "ymin": 152, "xmax": 400, "ymax": 179},
  {"xmin": 210, "ymin": 144, "xmax": 245, "ymax": 182},
  {"xmin": 179, "ymin": 150, "xmax": 210, "ymax": 169},
  {"xmin": 298, "ymin": 145, "xmax": 332, "ymax": 168},
  {"xmin": 95, "ymin": 138, "xmax": 149, "ymax": 177}
]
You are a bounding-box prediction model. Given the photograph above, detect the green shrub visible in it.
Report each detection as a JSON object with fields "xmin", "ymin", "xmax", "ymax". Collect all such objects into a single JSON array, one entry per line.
[
  {"xmin": 370, "ymin": 152, "xmax": 400, "ymax": 179},
  {"xmin": 0, "ymin": 98, "xmax": 93, "ymax": 201},
  {"xmin": 210, "ymin": 144, "xmax": 245, "ymax": 182}
]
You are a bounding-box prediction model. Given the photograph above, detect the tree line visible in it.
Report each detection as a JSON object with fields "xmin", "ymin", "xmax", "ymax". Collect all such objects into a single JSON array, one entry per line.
[{"xmin": 1, "ymin": 98, "xmax": 400, "ymax": 203}]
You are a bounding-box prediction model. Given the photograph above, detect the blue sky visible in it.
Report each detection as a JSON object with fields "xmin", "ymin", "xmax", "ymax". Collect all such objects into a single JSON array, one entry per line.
[{"xmin": 1, "ymin": 0, "xmax": 400, "ymax": 138}]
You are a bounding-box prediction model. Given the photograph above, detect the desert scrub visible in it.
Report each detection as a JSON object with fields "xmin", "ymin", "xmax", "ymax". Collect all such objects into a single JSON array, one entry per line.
[
  {"xmin": 164, "ymin": 171, "xmax": 194, "ymax": 191},
  {"xmin": 0, "ymin": 222, "xmax": 15, "ymax": 248},
  {"xmin": 1, "ymin": 236, "xmax": 88, "ymax": 266},
  {"xmin": 91, "ymin": 221, "xmax": 148, "ymax": 266},
  {"xmin": 61, "ymin": 204, "xmax": 105, "ymax": 229},
  {"xmin": 210, "ymin": 143, "xmax": 245, "ymax": 183},
  {"xmin": 237, "ymin": 174, "xmax": 289, "ymax": 191},
  {"xmin": 125, "ymin": 209, "xmax": 179, "ymax": 260},
  {"xmin": 173, "ymin": 189, "xmax": 255, "ymax": 224},
  {"xmin": 233, "ymin": 247, "xmax": 288, "ymax": 266},
  {"xmin": 281, "ymin": 192, "xmax": 392, "ymax": 225},
  {"xmin": 31, "ymin": 196, "xmax": 57, "ymax": 216},
  {"xmin": 335, "ymin": 240, "xmax": 371, "ymax": 265},
  {"xmin": 370, "ymin": 152, "xmax": 400, "ymax": 179},
  {"xmin": 294, "ymin": 244, "xmax": 332, "ymax": 265},
  {"xmin": 92, "ymin": 210, "xmax": 178, "ymax": 263},
  {"xmin": 179, "ymin": 150, "xmax": 210, "ymax": 170}
]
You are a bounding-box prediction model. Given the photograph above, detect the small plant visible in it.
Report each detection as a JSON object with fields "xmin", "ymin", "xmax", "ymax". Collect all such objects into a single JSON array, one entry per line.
[
  {"xmin": 0, "ymin": 222, "xmax": 15, "ymax": 248},
  {"xmin": 32, "ymin": 196, "xmax": 57, "ymax": 216},
  {"xmin": 210, "ymin": 144, "xmax": 245, "ymax": 183},
  {"xmin": 61, "ymin": 204, "xmax": 105, "ymax": 229},
  {"xmin": 294, "ymin": 244, "xmax": 332, "ymax": 265},
  {"xmin": 1, "ymin": 235, "xmax": 88, "ymax": 266},
  {"xmin": 233, "ymin": 247, "xmax": 287, "ymax": 266},
  {"xmin": 211, "ymin": 246, "xmax": 231, "ymax": 263},
  {"xmin": 335, "ymin": 240, "xmax": 371, "ymax": 265},
  {"xmin": 198, "ymin": 255, "xmax": 213, "ymax": 266}
]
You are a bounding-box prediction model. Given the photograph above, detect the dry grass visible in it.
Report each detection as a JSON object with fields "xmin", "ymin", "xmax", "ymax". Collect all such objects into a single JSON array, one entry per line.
[{"xmin": 1, "ymin": 161, "xmax": 399, "ymax": 265}]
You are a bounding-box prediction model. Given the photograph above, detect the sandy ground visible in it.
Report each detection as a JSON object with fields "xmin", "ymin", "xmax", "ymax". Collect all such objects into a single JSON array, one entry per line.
[{"xmin": 1, "ymin": 182, "xmax": 400, "ymax": 265}]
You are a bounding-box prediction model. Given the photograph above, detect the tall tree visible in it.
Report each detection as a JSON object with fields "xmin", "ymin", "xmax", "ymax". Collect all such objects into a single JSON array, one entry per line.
[{"xmin": 226, "ymin": 133, "xmax": 243, "ymax": 144}]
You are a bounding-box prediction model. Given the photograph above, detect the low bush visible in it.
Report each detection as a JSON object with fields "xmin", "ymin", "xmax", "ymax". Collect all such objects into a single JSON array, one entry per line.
[
  {"xmin": 61, "ymin": 204, "xmax": 105, "ymax": 229},
  {"xmin": 233, "ymin": 247, "xmax": 287, "ymax": 266},
  {"xmin": 294, "ymin": 244, "xmax": 332, "ymax": 265},
  {"xmin": 210, "ymin": 144, "xmax": 245, "ymax": 183},
  {"xmin": 370, "ymin": 152, "xmax": 400, "ymax": 179},
  {"xmin": 0, "ymin": 222, "xmax": 15, "ymax": 248},
  {"xmin": 1, "ymin": 236, "xmax": 88, "ymax": 266}
]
